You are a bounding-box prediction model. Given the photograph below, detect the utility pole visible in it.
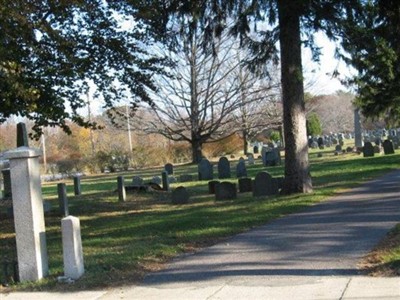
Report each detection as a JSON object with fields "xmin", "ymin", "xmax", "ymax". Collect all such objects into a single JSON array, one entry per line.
[
  {"xmin": 126, "ymin": 105, "xmax": 133, "ymax": 152},
  {"xmin": 87, "ymin": 91, "xmax": 95, "ymax": 156},
  {"xmin": 41, "ymin": 131, "xmax": 47, "ymax": 174}
]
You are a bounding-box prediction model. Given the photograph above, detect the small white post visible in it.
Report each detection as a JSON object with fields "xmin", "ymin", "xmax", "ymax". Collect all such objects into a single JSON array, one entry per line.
[
  {"xmin": 62, "ymin": 216, "xmax": 84, "ymax": 279},
  {"xmin": 5, "ymin": 147, "xmax": 48, "ymax": 282}
]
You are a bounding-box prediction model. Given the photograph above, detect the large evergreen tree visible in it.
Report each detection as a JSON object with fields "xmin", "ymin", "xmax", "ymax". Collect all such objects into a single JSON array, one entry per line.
[{"xmin": 340, "ymin": 0, "xmax": 400, "ymax": 124}]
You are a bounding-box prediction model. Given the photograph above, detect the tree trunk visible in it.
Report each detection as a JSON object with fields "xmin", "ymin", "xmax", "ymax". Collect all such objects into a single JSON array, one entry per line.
[
  {"xmin": 278, "ymin": 0, "xmax": 313, "ymax": 194},
  {"xmin": 242, "ymin": 129, "xmax": 248, "ymax": 155},
  {"xmin": 191, "ymin": 138, "xmax": 203, "ymax": 164}
]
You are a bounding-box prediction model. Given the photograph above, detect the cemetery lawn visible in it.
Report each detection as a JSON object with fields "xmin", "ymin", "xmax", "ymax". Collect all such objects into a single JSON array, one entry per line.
[{"xmin": 1, "ymin": 149, "xmax": 400, "ymax": 291}]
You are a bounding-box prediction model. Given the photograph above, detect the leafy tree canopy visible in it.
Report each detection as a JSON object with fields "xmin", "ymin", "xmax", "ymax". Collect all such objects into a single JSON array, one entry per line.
[{"xmin": 0, "ymin": 0, "xmax": 166, "ymax": 138}]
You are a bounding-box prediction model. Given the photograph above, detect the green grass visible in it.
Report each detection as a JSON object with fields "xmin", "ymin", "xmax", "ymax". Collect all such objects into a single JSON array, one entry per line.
[{"xmin": 1, "ymin": 147, "xmax": 400, "ymax": 291}]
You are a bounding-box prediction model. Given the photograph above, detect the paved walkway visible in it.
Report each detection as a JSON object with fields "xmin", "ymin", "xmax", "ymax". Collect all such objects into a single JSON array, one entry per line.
[{"xmin": 3, "ymin": 170, "xmax": 400, "ymax": 299}]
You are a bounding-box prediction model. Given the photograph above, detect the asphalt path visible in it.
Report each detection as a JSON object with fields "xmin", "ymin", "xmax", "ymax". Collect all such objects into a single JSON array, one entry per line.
[
  {"xmin": 140, "ymin": 169, "xmax": 400, "ymax": 285},
  {"xmin": 101, "ymin": 169, "xmax": 400, "ymax": 299}
]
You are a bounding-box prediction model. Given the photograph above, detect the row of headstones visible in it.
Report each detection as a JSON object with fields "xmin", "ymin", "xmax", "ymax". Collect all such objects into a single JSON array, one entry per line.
[
  {"xmin": 363, "ymin": 140, "xmax": 395, "ymax": 157},
  {"xmin": 309, "ymin": 135, "xmax": 348, "ymax": 149},
  {"xmin": 170, "ymin": 171, "xmax": 283, "ymax": 204}
]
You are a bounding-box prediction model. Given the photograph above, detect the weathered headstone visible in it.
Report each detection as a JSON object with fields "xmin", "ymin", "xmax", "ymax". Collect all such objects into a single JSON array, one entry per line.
[
  {"xmin": 217, "ymin": 157, "xmax": 231, "ymax": 179},
  {"xmin": 171, "ymin": 186, "xmax": 190, "ymax": 204},
  {"xmin": 238, "ymin": 177, "xmax": 252, "ymax": 193},
  {"xmin": 179, "ymin": 174, "xmax": 193, "ymax": 182},
  {"xmin": 208, "ymin": 180, "xmax": 220, "ymax": 194},
  {"xmin": 164, "ymin": 163, "xmax": 173, "ymax": 175},
  {"xmin": 363, "ymin": 142, "xmax": 374, "ymax": 157},
  {"xmin": 5, "ymin": 147, "xmax": 48, "ymax": 282},
  {"xmin": 374, "ymin": 137, "xmax": 382, "ymax": 146},
  {"xmin": 310, "ymin": 141, "xmax": 318, "ymax": 149},
  {"xmin": 215, "ymin": 182, "xmax": 237, "ymax": 201},
  {"xmin": 247, "ymin": 154, "xmax": 255, "ymax": 165},
  {"xmin": 151, "ymin": 176, "xmax": 162, "ymax": 185},
  {"xmin": 73, "ymin": 176, "xmax": 81, "ymax": 196},
  {"xmin": 161, "ymin": 171, "xmax": 169, "ymax": 191},
  {"xmin": 264, "ymin": 148, "xmax": 281, "ymax": 166},
  {"xmin": 16, "ymin": 122, "xmax": 29, "ymax": 147},
  {"xmin": 383, "ymin": 140, "xmax": 395, "ymax": 155},
  {"xmin": 253, "ymin": 171, "xmax": 277, "ymax": 197},
  {"xmin": 61, "ymin": 216, "xmax": 84, "ymax": 279},
  {"xmin": 335, "ymin": 145, "xmax": 342, "ymax": 152},
  {"xmin": 236, "ymin": 159, "xmax": 247, "ymax": 178},
  {"xmin": 117, "ymin": 176, "xmax": 126, "ymax": 202},
  {"xmin": 132, "ymin": 176, "xmax": 143, "ymax": 186},
  {"xmin": 168, "ymin": 176, "xmax": 177, "ymax": 183},
  {"xmin": 373, "ymin": 144, "xmax": 381, "ymax": 154},
  {"xmin": 317, "ymin": 137, "xmax": 324, "ymax": 147},
  {"xmin": 198, "ymin": 158, "xmax": 213, "ymax": 180},
  {"xmin": 253, "ymin": 145, "xmax": 259, "ymax": 154},
  {"xmin": 57, "ymin": 183, "xmax": 69, "ymax": 217}
]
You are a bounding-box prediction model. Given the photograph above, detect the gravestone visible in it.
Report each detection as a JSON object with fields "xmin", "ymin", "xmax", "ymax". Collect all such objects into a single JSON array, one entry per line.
[
  {"xmin": 383, "ymin": 140, "xmax": 395, "ymax": 155},
  {"xmin": 264, "ymin": 148, "xmax": 281, "ymax": 166},
  {"xmin": 310, "ymin": 141, "xmax": 318, "ymax": 149},
  {"xmin": 247, "ymin": 154, "xmax": 255, "ymax": 165},
  {"xmin": 161, "ymin": 171, "xmax": 169, "ymax": 191},
  {"xmin": 73, "ymin": 176, "xmax": 81, "ymax": 196},
  {"xmin": 215, "ymin": 182, "xmax": 237, "ymax": 201},
  {"xmin": 132, "ymin": 176, "xmax": 143, "ymax": 186},
  {"xmin": 218, "ymin": 157, "xmax": 231, "ymax": 179},
  {"xmin": 62, "ymin": 216, "xmax": 84, "ymax": 279},
  {"xmin": 208, "ymin": 180, "xmax": 220, "ymax": 194},
  {"xmin": 16, "ymin": 122, "xmax": 29, "ymax": 147},
  {"xmin": 253, "ymin": 171, "xmax": 277, "ymax": 197},
  {"xmin": 373, "ymin": 145, "xmax": 382, "ymax": 154},
  {"xmin": 5, "ymin": 147, "xmax": 48, "ymax": 281},
  {"xmin": 238, "ymin": 178, "xmax": 252, "ymax": 193},
  {"xmin": 151, "ymin": 176, "xmax": 162, "ymax": 185},
  {"xmin": 236, "ymin": 159, "xmax": 247, "ymax": 178},
  {"xmin": 168, "ymin": 176, "xmax": 177, "ymax": 183},
  {"xmin": 363, "ymin": 142, "xmax": 375, "ymax": 157},
  {"xmin": 253, "ymin": 145, "xmax": 259, "ymax": 154},
  {"xmin": 57, "ymin": 183, "xmax": 69, "ymax": 217},
  {"xmin": 171, "ymin": 186, "xmax": 189, "ymax": 204},
  {"xmin": 198, "ymin": 158, "xmax": 213, "ymax": 180},
  {"xmin": 179, "ymin": 174, "xmax": 193, "ymax": 182},
  {"xmin": 335, "ymin": 145, "xmax": 342, "ymax": 152},
  {"xmin": 317, "ymin": 137, "xmax": 324, "ymax": 147},
  {"xmin": 164, "ymin": 163, "xmax": 173, "ymax": 175},
  {"xmin": 117, "ymin": 176, "xmax": 126, "ymax": 202}
]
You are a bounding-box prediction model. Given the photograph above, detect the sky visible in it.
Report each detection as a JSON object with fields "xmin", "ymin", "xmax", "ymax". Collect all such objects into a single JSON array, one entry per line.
[
  {"xmin": 303, "ymin": 32, "xmax": 354, "ymax": 95},
  {"xmin": 84, "ymin": 31, "xmax": 355, "ymax": 116}
]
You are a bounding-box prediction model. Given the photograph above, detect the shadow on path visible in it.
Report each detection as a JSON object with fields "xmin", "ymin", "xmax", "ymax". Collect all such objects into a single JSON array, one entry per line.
[{"xmin": 143, "ymin": 170, "xmax": 400, "ymax": 286}]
